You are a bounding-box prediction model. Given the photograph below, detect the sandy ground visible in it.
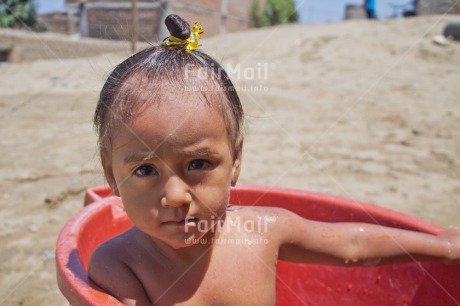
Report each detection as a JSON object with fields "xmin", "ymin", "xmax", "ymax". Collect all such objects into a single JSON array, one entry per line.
[{"xmin": 0, "ymin": 15, "xmax": 459, "ymax": 305}]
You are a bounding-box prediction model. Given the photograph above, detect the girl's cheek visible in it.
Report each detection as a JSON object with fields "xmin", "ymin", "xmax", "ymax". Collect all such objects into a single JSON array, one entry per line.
[{"xmin": 125, "ymin": 201, "xmax": 159, "ymax": 222}]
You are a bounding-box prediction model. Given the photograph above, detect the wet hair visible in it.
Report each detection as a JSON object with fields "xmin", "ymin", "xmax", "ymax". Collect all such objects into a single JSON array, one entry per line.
[{"xmin": 94, "ymin": 14, "xmax": 243, "ymax": 154}]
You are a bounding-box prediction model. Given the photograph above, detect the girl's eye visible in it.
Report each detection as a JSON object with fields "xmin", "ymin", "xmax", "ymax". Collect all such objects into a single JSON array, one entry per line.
[
  {"xmin": 134, "ymin": 165, "xmax": 158, "ymax": 177},
  {"xmin": 188, "ymin": 159, "xmax": 211, "ymax": 171}
]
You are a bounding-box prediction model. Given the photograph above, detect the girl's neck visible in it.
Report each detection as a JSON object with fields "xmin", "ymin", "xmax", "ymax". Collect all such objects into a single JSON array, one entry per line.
[{"xmin": 136, "ymin": 225, "xmax": 223, "ymax": 263}]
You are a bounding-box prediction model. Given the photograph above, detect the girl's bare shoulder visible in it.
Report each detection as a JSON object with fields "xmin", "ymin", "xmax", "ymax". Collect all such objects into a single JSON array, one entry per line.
[
  {"xmin": 225, "ymin": 205, "xmax": 299, "ymax": 241},
  {"xmin": 88, "ymin": 227, "xmax": 151, "ymax": 305},
  {"xmin": 227, "ymin": 205, "xmax": 317, "ymax": 242},
  {"xmin": 227, "ymin": 205, "xmax": 295, "ymax": 223},
  {"xmin": 90, "ymin": 227, "xmax": 138, "ymax": 260},
  {"xmin": 88, "ymin": 227, "xmax": 136, "ymax": 281}
]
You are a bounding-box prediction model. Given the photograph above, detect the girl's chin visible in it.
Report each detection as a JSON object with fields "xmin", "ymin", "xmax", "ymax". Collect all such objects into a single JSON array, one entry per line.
[
  {"xmin": 156, "ymin": 232, "xmax": 212, "ymax": 250},
  {"xmin": 141, "ymin": 224, "xmax": 218, "ymax": 250},
  {"xmin": 161, "ymin": 238, "xmax": 209, "ymax": 250}
]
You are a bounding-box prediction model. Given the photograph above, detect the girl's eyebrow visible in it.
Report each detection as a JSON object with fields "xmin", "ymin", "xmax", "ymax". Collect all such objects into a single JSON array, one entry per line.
[
  {"xmin": 124, "ymin": 152, "xmax": 158, "ymax": 164},
  {"xmin": 177, "ymin": 149, "xmax": 217, "ymax": 156},
  {"xmin": 123, "ymin": 148, "xmax": 216, "ymax": 164}
]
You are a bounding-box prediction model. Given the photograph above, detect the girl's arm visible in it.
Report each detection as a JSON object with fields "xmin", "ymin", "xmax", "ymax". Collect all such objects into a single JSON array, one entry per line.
[{"xmin": 271, "ymin": 208, "xmax": 460, "ymax": 266}]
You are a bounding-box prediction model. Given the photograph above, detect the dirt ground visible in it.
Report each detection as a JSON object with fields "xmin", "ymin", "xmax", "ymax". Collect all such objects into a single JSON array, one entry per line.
[{"xmin": 0, "ymin": 15, "xmax": 459, "ymax": 305}]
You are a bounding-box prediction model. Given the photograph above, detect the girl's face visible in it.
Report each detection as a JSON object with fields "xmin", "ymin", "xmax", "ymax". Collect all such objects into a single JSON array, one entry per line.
[{"xmin": 102, "ymin": 96, "xmax": 242, "ymax": 249}]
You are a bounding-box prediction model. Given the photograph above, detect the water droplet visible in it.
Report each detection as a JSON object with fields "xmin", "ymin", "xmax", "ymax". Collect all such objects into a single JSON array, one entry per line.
[{"xmin": 347, "ymin": 283, "xmax": 353, "ymax": 291}]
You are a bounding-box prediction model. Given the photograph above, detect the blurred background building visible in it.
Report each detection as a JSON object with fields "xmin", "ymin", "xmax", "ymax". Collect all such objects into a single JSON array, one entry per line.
[
  {"xmin": 29, "ymin": 0, "xmax": 460, "ymax": 40},
  {"xmin": 416, "ymin": 0, "xmax": 460, "ymax": 15},
  {"xmin": 62, "ymin": 0, "xmax": 257, "ymax": 41}
]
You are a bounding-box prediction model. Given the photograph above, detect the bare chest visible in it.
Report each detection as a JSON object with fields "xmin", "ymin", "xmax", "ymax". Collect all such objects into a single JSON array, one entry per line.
[{"xmin": 134, "ymin": 241, "xmax": 277, "ymax": 305}]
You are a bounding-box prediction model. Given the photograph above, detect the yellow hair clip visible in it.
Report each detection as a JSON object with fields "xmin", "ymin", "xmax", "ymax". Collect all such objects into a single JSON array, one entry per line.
[{"xmin": 162, "ymin": 21, "xmax": 204, "ymax": 50}]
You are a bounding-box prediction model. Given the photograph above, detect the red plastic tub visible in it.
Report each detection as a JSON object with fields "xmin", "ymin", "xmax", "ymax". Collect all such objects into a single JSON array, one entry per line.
[{"xmin": 56, "ymin": 185, "xmax": 460, "ymax": 305}]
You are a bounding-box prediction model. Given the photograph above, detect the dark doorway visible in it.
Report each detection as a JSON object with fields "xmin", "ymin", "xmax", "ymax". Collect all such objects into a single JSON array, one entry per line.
[{"xmin": 0, "ymin": 49, "xmax": 11, "ymax": 63}]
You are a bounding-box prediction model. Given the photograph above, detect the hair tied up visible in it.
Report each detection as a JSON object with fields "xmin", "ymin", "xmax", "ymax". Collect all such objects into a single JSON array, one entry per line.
[
  {"xmin": 164, "ymin": 14, "xmax": 191, "ymax": 40},
  {"xmin": 162, "ymin": 14, "xmax": 205, "ymax": 50}
]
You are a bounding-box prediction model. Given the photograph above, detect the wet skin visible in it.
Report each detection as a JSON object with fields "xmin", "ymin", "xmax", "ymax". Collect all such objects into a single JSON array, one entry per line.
[
  {"xmin": 89, "ymin": 97, "xmax": 278, "ymax": 305},
  {"xmin": 88, "ymin": 95, "xmax": 460, "ymax": 306}
]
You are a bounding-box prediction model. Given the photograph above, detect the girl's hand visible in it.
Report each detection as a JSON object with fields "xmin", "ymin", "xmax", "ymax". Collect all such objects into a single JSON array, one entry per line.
[{"xmin": 438, "ymin": 227, "xmax": 460, "ymax": 264}]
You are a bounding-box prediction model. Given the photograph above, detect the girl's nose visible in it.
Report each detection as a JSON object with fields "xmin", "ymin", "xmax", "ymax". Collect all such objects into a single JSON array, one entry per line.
[{"xmin": 161, "ymin": 175, "xmax": 192, "ymax": 207}]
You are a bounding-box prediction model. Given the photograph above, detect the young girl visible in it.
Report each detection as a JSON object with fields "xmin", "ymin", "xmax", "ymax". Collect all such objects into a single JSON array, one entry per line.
[{"xmin": 88, "ymin": 14, "xmax": 460, "ymax": 306}]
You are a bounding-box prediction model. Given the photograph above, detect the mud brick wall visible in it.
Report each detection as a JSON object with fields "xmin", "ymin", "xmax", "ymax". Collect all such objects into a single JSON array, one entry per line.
[
  {"xmin": 0, "ymin": 29, "xmax": 132, "ymax": 62},
  {"xmin": 37, "ymin": 13, "xmax": 74, "ymax": 34},
  {"xmin": 171, "ymin": 0, "xmax": 254, "ymax": 37},
  {"xmin": 416, "ymin": 0, "xmax": 460, "ymax": 15},
  {"xmin": 86, "ymin": 5, "xmax": 162, "ymax": 41},
  {"xmin": 74, "ymin": 0, "xmax": 258, "ymax": 41}
]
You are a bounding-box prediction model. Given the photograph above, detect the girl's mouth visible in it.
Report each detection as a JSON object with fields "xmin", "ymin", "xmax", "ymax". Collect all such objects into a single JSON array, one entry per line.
[{"xmin": 162, "ymin": 217, "xmax": 198, "ymax": 226}]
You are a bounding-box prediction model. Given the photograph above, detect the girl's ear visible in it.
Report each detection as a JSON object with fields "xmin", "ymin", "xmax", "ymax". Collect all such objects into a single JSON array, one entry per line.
[
  {"xmin": 231, "ymin": 136, "xmax": 243, "ymax": 186},
  {"xmin": 101, "ymin": 150, "xmax": 120, "ymax": 196}
]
